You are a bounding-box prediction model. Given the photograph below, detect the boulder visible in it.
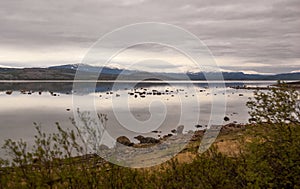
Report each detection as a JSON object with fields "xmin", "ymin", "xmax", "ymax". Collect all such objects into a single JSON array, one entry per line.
[
  {"xmin": 134, "ymin": 135, "xmax": 160, "ymax": 144},
  {"xmin": 116, "ymin": 136, "xmax": 133, "ymax": 146},
  {"xmin": 224, "ymin": 116, "xmax": 230, "ymax": 121},
  {"xmin": 171, "ymin": 129, "xmax": 176, "ymax": 133},
  {"xmin": 6, "ymin": 90, "xmax": 12, "ymax": 95}
]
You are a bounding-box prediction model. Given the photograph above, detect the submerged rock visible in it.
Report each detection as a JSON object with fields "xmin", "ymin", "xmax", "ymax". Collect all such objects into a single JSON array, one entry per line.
[
  {"xmin": 99, "ymin": 144, "xmax": 109, "ymax": 151},
  {"xmin": 176, "ymin": 125, "xmax": 184, "ymax": 135}
]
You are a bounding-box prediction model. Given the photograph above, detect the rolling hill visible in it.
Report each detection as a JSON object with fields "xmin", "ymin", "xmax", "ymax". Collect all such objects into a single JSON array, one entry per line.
[{"xmin": 0, "ymin": 64, "xmax": 299, "ymax": 81}]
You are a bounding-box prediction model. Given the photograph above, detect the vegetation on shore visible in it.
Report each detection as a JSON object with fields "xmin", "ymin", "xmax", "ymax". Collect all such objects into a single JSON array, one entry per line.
[{"xmin": 0, "ymin": 82, "xmax": 299, "ymax": 188}]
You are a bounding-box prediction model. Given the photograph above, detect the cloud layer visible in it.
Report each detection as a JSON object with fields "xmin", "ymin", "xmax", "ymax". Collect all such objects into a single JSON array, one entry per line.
[{"xmin": 0, "ymin": 0, "xmax": 299, "ymax": 73}]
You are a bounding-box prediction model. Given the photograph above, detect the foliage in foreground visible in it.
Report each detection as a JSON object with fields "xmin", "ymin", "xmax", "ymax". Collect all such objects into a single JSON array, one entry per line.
[{"xmin": 0, "ymin": 82, "xmax": 299, "ymax": 189}]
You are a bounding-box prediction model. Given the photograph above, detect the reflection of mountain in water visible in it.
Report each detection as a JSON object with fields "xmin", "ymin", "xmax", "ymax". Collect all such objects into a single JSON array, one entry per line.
[
  {"xmin": 0, "ymin": 82, "xmax": 74, "ymax": 94},
  {"xmin": 0, "ymin": 81, "xmax": 274, "ymax": 95},
  {"xmin": 0, "ymin": 82, "xmax": 174, "ymax": 94}
]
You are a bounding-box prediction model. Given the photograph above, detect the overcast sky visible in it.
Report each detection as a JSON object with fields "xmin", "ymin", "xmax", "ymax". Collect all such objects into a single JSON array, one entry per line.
[{"xmin": 0, "ymin": 0, "xmax": 299, "ymax": 74}]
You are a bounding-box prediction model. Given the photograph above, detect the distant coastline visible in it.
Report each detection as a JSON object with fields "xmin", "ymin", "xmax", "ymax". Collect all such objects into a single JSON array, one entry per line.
[{"xmin": 1, "ymin": 64, "xmax": 300, "ymax": 81}]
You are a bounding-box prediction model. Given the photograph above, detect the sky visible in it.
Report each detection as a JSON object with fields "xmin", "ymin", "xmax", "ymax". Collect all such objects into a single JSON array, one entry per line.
[{"xmin": 0, "ymin": 0, "xmax": 299, "ymax": 74}]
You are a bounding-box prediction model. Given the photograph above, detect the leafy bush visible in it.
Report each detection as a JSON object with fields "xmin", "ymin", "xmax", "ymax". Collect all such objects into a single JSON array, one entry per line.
[{"xmin": 244, "ymin": 82, "xmax": 300, "ymax": 188}]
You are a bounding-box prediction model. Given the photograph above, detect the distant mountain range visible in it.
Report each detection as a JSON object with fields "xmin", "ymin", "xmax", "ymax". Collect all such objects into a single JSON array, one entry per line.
[{"xmin": 0, "ymin": 64, "xmax": 299, "ymax": 81}]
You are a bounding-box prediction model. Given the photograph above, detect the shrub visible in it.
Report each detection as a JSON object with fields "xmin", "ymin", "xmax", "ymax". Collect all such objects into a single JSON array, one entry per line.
[{"xmin": 244, "ymin": 81, "xmax": 300, "ymax": 188}]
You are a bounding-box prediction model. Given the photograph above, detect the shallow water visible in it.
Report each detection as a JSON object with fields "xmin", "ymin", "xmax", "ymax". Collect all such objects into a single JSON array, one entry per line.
[{"xmin": 0, "ymin": 80, "xmax": 278, "ymax": 157}]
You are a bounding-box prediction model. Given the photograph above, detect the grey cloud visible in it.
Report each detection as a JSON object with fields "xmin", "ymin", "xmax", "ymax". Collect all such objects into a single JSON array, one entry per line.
[{"xmin": 0, "ymin": 0, "xmax": 299, "ymax": 73}]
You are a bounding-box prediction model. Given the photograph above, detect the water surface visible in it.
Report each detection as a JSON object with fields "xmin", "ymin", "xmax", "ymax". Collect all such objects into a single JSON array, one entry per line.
[{"xmin": 0, "ymin": 80, "xmax": 278, "ymax": 157}]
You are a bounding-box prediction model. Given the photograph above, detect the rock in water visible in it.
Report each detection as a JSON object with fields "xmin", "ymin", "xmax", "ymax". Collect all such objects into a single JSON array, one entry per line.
[
  {"xmin": 176, "ymin": 125, "xmax": 184, "ymax": 135},
  {"xmin": 171, "ymin": 129, "xmax": 176, "ymax": 133},
  {"xmin": 134, "ymin": 135, "xmax": 160, "ymax": 144},
  {"xmin": 6, "ymin": 90, "xmax": 12, "ymax": 95},
  {"xmin": 224, "ymin": 116, "xmax": 230, "ymax": 121},
  {"xmin": 116, "ymin": 136, "xmax": 133, "ymax": 146},
  {"xmin": 99, "ymin": 144, "xmax": 109, "ymax": 151}
]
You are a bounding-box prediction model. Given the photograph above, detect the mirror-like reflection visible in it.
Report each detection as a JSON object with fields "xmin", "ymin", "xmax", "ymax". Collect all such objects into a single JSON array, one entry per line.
[{"xmin": 0, "ymin": 80, "xmax": 278, "ymax": 158}]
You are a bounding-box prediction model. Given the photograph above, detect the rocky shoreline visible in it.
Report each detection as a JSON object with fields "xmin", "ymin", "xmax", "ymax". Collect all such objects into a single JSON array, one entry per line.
[{"xmin": 93, "ymin": 123, "xmax": 247, "ymax": 167}]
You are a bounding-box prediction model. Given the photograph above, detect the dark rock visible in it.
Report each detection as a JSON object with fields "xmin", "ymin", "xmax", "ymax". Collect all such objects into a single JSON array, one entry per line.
[
  {"xmin": 151, "ymin": 130, "xmax": 161, "ymax": 133},
  {"xmin": 195, "ymin": 124, "xmax": 203, "ymax": 128},
  {"xmin": 171, "ymin": 129, "xmax": 176, "ymax": 133},
  {"xmin": 116, "ymin": 136, "xmax": 133, "ymax": 146},
  {"xmin": 162, "ymin": 135, "xmax": 168, "ymax": 139},
  {"xmin": 6, "ymin": 90, "xmax": 12, "ymax": 95},
  {"xmin": 224, "ymin": 116, "xmax": 230, "ymax": 121},
  {"xmin": 134, "ymin": 135, "xmax": 160, "ymax": 144}
]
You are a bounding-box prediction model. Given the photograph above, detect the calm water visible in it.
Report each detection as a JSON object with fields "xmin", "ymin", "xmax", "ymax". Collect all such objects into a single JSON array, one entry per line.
[{"xmin": 0, "ymin": 80, "xmax": 278, "ymax": 157}]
